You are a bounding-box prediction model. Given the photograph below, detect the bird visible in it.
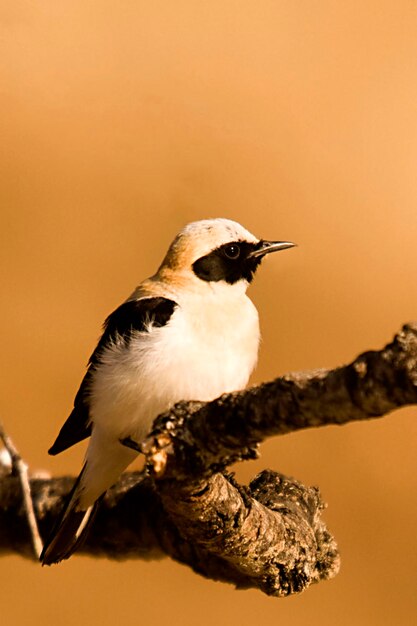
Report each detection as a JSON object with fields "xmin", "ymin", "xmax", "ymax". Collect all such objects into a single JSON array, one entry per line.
[{"xmin": 40, "ymin": 218, "xmax": 295, "ymax": 565}]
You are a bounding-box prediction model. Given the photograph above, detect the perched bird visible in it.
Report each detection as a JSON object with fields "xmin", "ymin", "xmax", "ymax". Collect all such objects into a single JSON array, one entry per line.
[{"xmin": 40, "ymin": 218, "xmax": 295, "ymax": 565}]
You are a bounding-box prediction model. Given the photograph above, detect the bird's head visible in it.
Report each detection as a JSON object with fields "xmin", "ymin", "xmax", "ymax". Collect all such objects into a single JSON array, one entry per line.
[{"xmin": 157, "ymin": 218, "xmax": 295, "ymax": 291}]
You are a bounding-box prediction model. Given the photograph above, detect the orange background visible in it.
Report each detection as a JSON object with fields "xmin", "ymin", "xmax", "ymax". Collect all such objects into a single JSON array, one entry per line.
[{"xmin": 1, "ymin": 2, "xmax": 417, "ymax": 624}]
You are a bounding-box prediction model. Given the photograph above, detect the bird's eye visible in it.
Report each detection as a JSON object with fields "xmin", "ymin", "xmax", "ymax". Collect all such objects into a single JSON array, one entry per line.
[{"xmin": 223, "ymin": 244, "xmax": 241, "ymax": 259}]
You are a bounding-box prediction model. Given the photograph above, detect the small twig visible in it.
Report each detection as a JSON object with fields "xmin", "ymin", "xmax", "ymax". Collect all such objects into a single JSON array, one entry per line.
[{"xmin": 0, "ymin": 423, "xmax": 43, "ymax": 558}]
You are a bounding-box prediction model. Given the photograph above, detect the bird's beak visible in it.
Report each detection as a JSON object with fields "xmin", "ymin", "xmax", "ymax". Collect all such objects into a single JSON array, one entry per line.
[{"xmin": 248, "ymin": 240, "xmax": 297, "ymax": 259}]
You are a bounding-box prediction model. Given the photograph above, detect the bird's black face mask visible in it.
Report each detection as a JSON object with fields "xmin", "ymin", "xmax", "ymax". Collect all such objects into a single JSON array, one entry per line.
[{"xmin": 192, "ymin": 240, "xmax": 295, "ymax": 284}]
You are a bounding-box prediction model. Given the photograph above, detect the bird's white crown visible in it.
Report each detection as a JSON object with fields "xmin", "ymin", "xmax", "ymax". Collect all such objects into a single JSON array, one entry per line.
[{"xmin": 160, "ymin": 218, "xmax": 258, "ymax": 270}]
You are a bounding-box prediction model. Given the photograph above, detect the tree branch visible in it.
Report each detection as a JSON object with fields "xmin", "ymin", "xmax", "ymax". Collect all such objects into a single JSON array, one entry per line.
[
  {"xmin": 0, "ymin": 470, "xmax": 339, "ymax": 595},
  {"xmin": 0, "ymin": 323, "xmax": 415, "ymax": 596},
  {"xmin": 144, "ymin": 322, "xmax": 417, "ymax": 480}
]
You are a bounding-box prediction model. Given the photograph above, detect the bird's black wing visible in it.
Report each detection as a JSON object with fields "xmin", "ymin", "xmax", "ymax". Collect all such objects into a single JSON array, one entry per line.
[{"xmin": 48, "ymin": 297, "xmax": 178, "ymax": 455}]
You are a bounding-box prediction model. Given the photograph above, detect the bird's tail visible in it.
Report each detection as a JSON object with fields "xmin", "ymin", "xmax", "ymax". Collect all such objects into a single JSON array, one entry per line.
[{"xmin": 40, "ymin": 464, "xmax": 102, "ymax": 566}]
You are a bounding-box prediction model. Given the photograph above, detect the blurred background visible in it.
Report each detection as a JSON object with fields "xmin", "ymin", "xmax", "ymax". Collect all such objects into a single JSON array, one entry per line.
[{"xmin": 1, "ymin": 1, "xmax": 417, "ymax": 624}]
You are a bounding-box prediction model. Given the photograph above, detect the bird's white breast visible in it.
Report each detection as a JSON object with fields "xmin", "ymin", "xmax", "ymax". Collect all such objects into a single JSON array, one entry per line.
[{"xmin": 89, "ymin": 288, "xmax": 260, "ymax": 443}]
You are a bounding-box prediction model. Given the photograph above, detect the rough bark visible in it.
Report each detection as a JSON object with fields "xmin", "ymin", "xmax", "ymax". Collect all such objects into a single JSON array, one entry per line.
[
  {"xmin": 0, "ymin": 469, "xmax": 338, "ymax": 595},
  {"xmin": 144, "ymin": 323, "xmax": 417, "ymax": 480},
  {"xmin": 0, "ymin": 323, "xmax": 416, "ymax": 596}
]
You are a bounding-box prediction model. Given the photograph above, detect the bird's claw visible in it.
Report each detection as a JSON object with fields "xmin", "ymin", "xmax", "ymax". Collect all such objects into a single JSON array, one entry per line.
[{"xmin": 119, "ymin": 436, "xmax": 142, "ymax": 453}]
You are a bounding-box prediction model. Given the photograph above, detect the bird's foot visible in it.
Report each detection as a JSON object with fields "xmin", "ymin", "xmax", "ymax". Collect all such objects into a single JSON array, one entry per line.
[{"xmin": 119, "ymin": 436, "xmax": 142, "ymax": 453}]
